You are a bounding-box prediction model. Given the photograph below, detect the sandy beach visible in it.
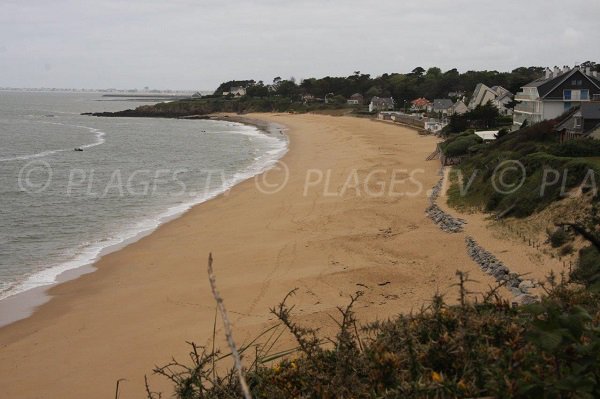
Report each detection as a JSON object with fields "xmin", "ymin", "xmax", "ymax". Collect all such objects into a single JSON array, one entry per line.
[{"xmin": 0, "ymin": 114, "xmax": 559, "ymax": 398}]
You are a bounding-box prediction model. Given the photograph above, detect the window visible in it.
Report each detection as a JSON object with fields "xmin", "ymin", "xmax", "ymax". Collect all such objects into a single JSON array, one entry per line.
[
  {"xmin": 578, "ymin": 80, "xmax": 583, "ymax": 86},
  {"xmin": 581, "ymin": 89, "xmax": 590, "ymax": 100},
  {"xmin": 572, "ymin": 80, "xmax": 577, "ymax": 85},
  {"xmin": 574, "ymin": 117, "xmax": 581, "ymax": 128},
  {"xmin": 565, "ymin": 90, "xmax": 583, "ymax": 100}
]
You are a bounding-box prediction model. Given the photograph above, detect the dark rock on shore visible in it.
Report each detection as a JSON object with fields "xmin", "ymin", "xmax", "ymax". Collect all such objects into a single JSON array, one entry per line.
[
  {"xmin": 465, "ymin": 236, "xmax": 539, "ymax": 304},
  {"xmin": 426, "ymin": 168, "xmax": 465, "ymax": 233}
]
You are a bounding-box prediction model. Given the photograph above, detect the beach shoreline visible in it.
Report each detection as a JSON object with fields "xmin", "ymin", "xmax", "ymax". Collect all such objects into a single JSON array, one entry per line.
[
  {"xmin": 0, "ymin": 113, "xmax": 557, "ymax": 399},
  {"xmin": 0, "ymin": 115, "xmax": 288, "ymax": 327}
]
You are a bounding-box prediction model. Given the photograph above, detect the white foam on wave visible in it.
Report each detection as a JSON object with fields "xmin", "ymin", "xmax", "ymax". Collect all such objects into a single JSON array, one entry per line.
[
  {"xmin": 0, "ymin": 121, "xmax": 106, "ymax": 162},
  {"xmin": 0, "ymin": 122, "xmax": 288, "ymax": 302}
]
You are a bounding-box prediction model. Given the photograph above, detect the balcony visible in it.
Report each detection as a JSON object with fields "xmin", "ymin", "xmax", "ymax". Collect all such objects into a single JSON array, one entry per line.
[
  {"xmin": 514, "ymin": 92, "xmax": 539, "ymax": 101},
  {"xmin": 514, "ymin": 102, "xmax": 540, "ymax": 114}
]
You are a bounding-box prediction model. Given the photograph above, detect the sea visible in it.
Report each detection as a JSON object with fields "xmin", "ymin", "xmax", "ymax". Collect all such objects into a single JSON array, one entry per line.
[{"xmin": 0, "ymin": 91, "xmax": 287, "ymax": 324}]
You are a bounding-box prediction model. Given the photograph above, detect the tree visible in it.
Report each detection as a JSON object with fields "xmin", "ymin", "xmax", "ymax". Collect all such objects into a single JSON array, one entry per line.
[
  {"xmin": 411, "ymin": 67, "xmax": 425, "ymax": 77},
  {"xmin": 468, "ymin": 101, "xmax": 500, "ymax": 129},
  {"xmin": 426, "ymin": 67, "xmax": 442, "ymax": 78},
  {"xmin": 366, "ymin": 86, "xmax": 382, "ymax": 98},
  {"xmin": 245, "ymin": 82, "xmax": 269, "ymax": 97},
  {"xmin": 275, "ymin": 80, "xmax": 299, "ymax": 98}
]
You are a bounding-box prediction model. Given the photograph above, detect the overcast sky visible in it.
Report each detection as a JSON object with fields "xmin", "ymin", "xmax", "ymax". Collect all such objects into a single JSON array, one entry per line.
[{"xmin": 1, "ymin": 0, "xmax": 598, "ymax": 90}]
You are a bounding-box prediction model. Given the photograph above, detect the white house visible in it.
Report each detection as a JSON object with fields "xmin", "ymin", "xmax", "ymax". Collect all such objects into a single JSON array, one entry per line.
[
  {"xmin": 513, "ymin": 66, "xmax": 600, "ymax": 129},
  {"xmin": 410, "ymin": 97, "xmax": 430, "ymax": 111},
  {"xmin": 229, "ymin": 86, "xmax": 247, "ymax": 96}
]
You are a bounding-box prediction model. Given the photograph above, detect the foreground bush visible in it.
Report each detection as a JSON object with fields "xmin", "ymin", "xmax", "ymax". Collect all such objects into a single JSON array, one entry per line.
[{"xmin": 147, "ymin": 273, "xmax": 600, "ymax": 399}]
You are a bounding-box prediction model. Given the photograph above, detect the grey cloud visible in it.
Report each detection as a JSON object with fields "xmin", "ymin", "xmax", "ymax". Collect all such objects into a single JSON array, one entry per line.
[{"xmin": 0, "ymin": 0, "xmax": 598, "ymax": 90}]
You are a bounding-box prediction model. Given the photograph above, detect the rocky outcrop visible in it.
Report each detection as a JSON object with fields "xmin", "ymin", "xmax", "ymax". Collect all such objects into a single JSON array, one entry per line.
[
  {"xmin": 465, "ymin": 236, "xmax": 539, "ymax": 304},
  {"xmin": 426, "ymin": 169, "xmax": 465, "ymax": 233},
  {"xmin": 82, "ymin": 100, "xmax": 220, "ymax": 118}
]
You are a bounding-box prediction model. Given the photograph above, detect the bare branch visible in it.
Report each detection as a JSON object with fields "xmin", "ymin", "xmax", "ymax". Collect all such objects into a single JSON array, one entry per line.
[{"xmin": 207, "ymin": 253, "xmax": 252, "ymax": 399}]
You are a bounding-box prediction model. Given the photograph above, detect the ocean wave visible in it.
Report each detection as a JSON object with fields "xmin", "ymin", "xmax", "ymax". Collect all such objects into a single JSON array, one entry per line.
[
  {"xmin": 0, "ymin": 123, "xmax": 288, "ymax": 302},
  {"xmin": 0, "ymin": 121, "xmax": 106, "ymax": 162}
]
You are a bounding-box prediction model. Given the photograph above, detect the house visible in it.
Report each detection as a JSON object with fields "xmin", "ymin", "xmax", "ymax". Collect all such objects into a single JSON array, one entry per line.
[
  {"xmin": 451, "ymin": 100, "xmax": 468, "ymax": 115},
  {"xmin": 513, "ymin": 66, "xmax": 600, "ymax": 129},
  {"xmin": 369, "ymin": 96, "xmax": 394, "ymax": 112},
  {"xmin": 495, "ymin": 91, "xmax": 514, "ymax": 115},
  {"xmin": 554, "ymin": 102, "xmax": 600, "ymax": 141},
  {"xmin": 230, "ymin": 86, "xmax": 246, "ymax": 96},
  {"xmin": 468, "ymin": 83, "xmax": 498, "ymax": 109},
  {"xmin": 302, "ymin": 94, "xmax": 316, "ymax": 103},
  {"xmin": 427, "ymin": 99, "xmax": 454, "ymax": 116},
  {"xmin": 410, "ymin": 97, "xmax": 430, "ymax": 111},
  {"xmin": 347, "ymin": 93, "xmax": 364, "ymax": 105},
  {"xmin": 468, "ymin": 83, "xmax": 514, "ymax": 115}
]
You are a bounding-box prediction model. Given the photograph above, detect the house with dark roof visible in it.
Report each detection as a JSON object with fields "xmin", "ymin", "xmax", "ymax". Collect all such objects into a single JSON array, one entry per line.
[
  {"xmin": 369, "ymin": 96, "xmax": 394, "ymax": 112},
  {"xmin": 513, "ymin": 66, "xmax": 600, "ymax": 128},
  {"xmin": 554, "ymin": 102, "xmax": 600, "ymax": 141},
  {"xmin": 427, "ymin": 99, "xmax": 454, "ymax": 116}
]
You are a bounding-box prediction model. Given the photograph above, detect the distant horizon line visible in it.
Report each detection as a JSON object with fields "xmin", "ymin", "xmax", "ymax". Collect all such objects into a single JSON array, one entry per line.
[{"xmin": 0, "ymin": 87, "xmax": 215, "ymax": 94}]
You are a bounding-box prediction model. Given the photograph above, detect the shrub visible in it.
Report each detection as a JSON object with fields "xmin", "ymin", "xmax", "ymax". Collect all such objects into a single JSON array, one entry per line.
[
  {"xmin": 572, "ymin": 246, "xmax": 600, "ymax": 286},
  {"xmin": 443, "ymin": 134, "xmax": 483, "ymax": 157},
  {"xmin": 559, "ymin": 244, "xmax": 574, "ymax": 256},
  {"xmin": 550, "ymin": 229, "xmax": 569, "ymax": 248},
  {"xmin": 149, "ymin": 275, "xmax": 600, "ymax": 399},
  {"xmin": 550, "ymin": 139, "xmax": 600, "ymax": 157}
]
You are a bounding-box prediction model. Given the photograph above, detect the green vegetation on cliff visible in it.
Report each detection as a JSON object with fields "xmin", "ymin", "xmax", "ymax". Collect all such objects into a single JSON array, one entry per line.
[{"xmin": 446, "ymin": 121, "xmax": 600, "ymax": 218}]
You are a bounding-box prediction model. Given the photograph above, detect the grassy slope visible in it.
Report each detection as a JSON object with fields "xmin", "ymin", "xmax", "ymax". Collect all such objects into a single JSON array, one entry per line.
[{"xmin": 446, "ymin": 122, "xmax": 600, "ymax": 218}]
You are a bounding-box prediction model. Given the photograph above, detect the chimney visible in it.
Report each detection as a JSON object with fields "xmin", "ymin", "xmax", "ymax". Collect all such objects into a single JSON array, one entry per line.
[
  {"xmin": 594, "ymin": 71, "xmax": 599, "ymax": 79},
  {"xmin": 585, "ymin": 67, "xmax": 592, "ymax": 76},
  {"xmin": 554, "ymin": 66, "xmax": 561, "ymax": 76},
  {"xmin": 545, "ymin": 67, "xmax": 552, "ymax": 79}
]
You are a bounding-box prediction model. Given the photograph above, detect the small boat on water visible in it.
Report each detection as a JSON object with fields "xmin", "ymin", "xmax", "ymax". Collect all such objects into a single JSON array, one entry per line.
[{"xmin": 74, "ymin": 147, "xmax": 84, "ymax": 152}]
